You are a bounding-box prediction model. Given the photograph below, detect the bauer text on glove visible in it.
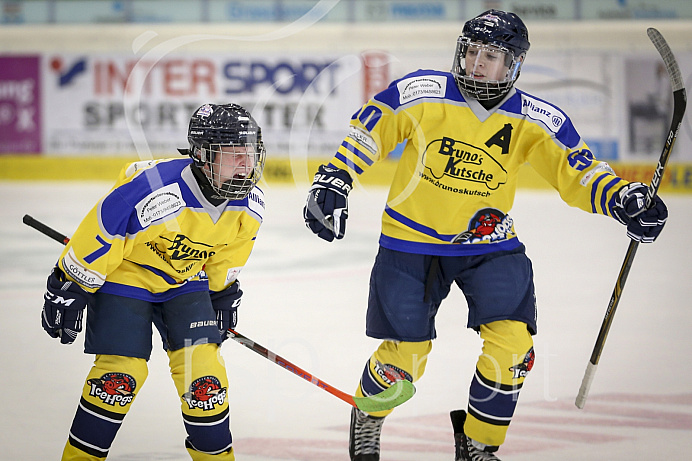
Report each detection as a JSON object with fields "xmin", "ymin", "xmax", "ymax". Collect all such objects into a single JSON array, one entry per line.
[
  {"xmin": 303, "ymin": 165, "xmax": 353, "ymax": 242},
  {"xmin": 42, "ymin": 267, "xmax": 91, "ymax": 345},
  {"xmin": 612, "ymin": 182, "xmax": 668, "ymax": 243}
]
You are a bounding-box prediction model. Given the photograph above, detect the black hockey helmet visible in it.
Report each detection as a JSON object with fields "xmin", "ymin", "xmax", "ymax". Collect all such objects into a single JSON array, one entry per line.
[
  {"xmin": 181, "ymin": 103, "xmax": 266, "ymax": 201},
  {"xmin": 452, "ymin": 10, "xmax": 530, "ymax": 100}
]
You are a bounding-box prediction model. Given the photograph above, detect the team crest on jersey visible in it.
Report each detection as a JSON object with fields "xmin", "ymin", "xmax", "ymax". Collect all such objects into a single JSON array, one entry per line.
[
  {"xmin": 86, "ymin": 372, "xmax": 136, "ymax": 407},
  {"xmin": 373, "ymin": 360, "xmax": 413, "ymax": 386},
  {"xmin": 423, "ymin": 136, "xmax": 507, "ymax": 190},
  {"xmin": 509, "ymin": 347, "xmax": 535, "ymax": 379},
  {"xmin": 182, "ymin": 376, "xmax": 227, "ymax": 411},
  {"xmin": 451, "ymin": 208, "xmax": 515, "ymax": 244}
]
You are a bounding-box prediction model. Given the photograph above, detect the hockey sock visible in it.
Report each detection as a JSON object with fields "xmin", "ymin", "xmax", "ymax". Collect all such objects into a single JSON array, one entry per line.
[
  {"xmin": 62, "ymin": 354, "xmax": 148, "ymax": 461},
  {"xmin": 464, "ymin": 320, "xmax": 534, "ymax": 447},
  {"xmin": 168, "ymin": 343, "xmax": 235, "ymax": 460},
  {"xmin": 356, "ymin": 339, "xmax": 432, "ymax": 418}
]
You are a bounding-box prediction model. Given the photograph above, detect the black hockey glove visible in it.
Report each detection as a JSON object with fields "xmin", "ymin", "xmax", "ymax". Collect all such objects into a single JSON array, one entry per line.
[
  {"xmin": 613, "ymin": 182, "xmax": 668, "ymax": 243},
  {"xmin": 42, "ymin": 267, "xmax": 91, "ymax": 345},
  {"xmin": 210, "ymin": 282, "xmax": 242, "ymax": 342},
  {"xmin": 303, "ymin": 165, "xmax": 353, "ymax": 242}
]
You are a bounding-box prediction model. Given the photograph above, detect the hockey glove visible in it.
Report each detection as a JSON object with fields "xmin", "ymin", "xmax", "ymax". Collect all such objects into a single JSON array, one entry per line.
[
  {"xmin": 210, "ymin": 282, "xmax": 242, "ymax": 342},
  {"xmin": 42, "ymin": 267, "xmax": 91, "ymax": 345},
  {"xmin": 613, "ymin": 182, "xmax": 668, "ymax": 243},
  {"xmin": 303, "ymin": 165, "xmax": 353, "ymax": 242}
]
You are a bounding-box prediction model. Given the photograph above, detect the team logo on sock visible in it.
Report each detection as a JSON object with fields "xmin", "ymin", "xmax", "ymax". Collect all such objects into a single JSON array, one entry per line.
[
  {"xmin": 509, "ymin": 347, "xmax": 535, "ymax": 379},
  {"xmin": 182, "ymin": 376, "xmax": 227, "ymax": 411},
  {"xmin": 87, "ymin": 372, "xmax": 136, "ymax": 406},
  {"xmin": 373, "ymin": 360, "xmax": 413, "ymax": 386}
]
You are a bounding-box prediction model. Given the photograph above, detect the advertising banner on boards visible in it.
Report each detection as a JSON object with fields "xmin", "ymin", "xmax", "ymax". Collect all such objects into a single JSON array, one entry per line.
[
  {"xmin": 8, "ymin": 48, "xmax": 690, "ymax": 165},
  {"xmin": 41, "ymin": 52, "xmax": 379, "ymax": 157},
  {"xmin": 0, "ymin": 55, "xmax": 42, "ymax": 154}
]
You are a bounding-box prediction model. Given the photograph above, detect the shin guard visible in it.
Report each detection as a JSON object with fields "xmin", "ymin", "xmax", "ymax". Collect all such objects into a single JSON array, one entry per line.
[
  {"xmin": 169, "ymin": 343, "xmax": 234, "ymax": 460},
  {"xmin": 62, "ymin": 354, "xmax": 148, "ymax": 460},
  {"xmin": 465, "ymin": 320, "xmax": 534, "ymax": 447},
  {"xmin": 356, "ymin": 340, "xmax": 431, "ymax": 418}
]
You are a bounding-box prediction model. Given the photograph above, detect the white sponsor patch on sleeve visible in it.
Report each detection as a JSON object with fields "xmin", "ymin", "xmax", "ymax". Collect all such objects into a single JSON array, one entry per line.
[
  {"xmin": 62, "ymin": 247, "xmax": 106, "ymax": 290},
  {"xmin": 347, "ymin": 126, "xmax": 378, "ymax": 154},
  {"xmin": 580, "ymin": 162, "xmax": 615, "ymax": 186},
  {"xmin": 135, "ymin": 183, "xmax": 185, "ymax": 227},
  {"xmin": 246, "ymin": 187, "xmax": 265, "ymax": 221},
  {"xmin": 397, "ymin": 75, "xmax": 447, "ymax": 104},
  {"xmin": 520, "ymin": 94, "xmax": 565, "ymax": 133},
  {"xmin": 225, "ymin": 266, "xmax": 243, "ymax": 285}
]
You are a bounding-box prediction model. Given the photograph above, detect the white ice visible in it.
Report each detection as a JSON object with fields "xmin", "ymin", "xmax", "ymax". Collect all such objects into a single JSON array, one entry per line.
[{"xmin": 1, "ymin": 180, "xmax": 691, "ymax": 460}]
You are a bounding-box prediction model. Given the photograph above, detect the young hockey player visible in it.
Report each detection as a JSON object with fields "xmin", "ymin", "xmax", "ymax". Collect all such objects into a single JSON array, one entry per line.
[
  {"xmin": 41, "ymin": 103, "xmax": 266, "ymax": 461},
  {"xmin": 303, "ymin": 9, "xmax": 668, "ymax": 461}
]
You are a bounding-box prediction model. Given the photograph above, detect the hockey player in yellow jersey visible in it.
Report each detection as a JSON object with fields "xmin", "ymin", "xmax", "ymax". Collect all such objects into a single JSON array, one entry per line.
[
  {"xmin": 40, "ymin": 103, "xmax": 266, "ymax": 460},
  {"xmin": 303, "ymin": 10, "xmax": 668, "ymax": 461}
]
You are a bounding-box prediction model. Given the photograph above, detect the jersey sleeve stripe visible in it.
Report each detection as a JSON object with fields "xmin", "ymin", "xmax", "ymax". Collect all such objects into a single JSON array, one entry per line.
[
  {"xmin": 599, "ymin": 176, "xmax": 624, "ymax": 217},
  {"xmin": 341, "ymin": 139, "xmax": 376, "ymax": 166},
  {"xmin": 590, "ymin": 173, "xmax": 610, "ymax": 214},
  {"xmin": 333, "ymin": 152, "xmax": 365, "ymax": 175}
]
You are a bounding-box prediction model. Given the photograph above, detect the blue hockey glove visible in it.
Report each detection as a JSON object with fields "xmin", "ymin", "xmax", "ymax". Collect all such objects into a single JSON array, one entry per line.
[
  {"xmin": 210, "ymin": 282, "xmax": 242, "ymax": 342},
  {"xmin": 303, "ymin": 165, "xmax": 353, "ymax": 242},
  {"xmin": 613, "ymin": 182, "xmax": 668, "ymax": 243},
  {"xmin": 42, "ymin": 267, "xmax": 91, "ymax": 345}
]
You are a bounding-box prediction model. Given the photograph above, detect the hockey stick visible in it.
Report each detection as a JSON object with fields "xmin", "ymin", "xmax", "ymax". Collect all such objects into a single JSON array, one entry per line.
[
  {"xmin": 23, "ymin": 214, "xmax": 415, "ymax": 413},
  {"xmin": 226, "ymin": 329, "xmax": 415, "ymax": 412},
  {"xmin": 575, "ymin": 28, "xmax": 687, "ymax": 409}
]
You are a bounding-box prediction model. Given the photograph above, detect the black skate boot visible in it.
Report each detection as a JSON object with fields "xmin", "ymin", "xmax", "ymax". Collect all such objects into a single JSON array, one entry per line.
[
  {"xmin": 450, "ymin": 410, "xmax": 501, "ymax": 461},
  {"xmin": 349, "ymin": 407, "xmax": 384, "ymax": 461}
]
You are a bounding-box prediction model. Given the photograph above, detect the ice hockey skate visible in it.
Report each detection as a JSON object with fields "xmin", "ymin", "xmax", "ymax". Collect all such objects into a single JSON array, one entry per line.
[
  {"xmin": 451, "ymin": 410, "xmax": 502, "ymax": 461},
  {"xmin": 349, "ymin": 407, "xmax": 384, "ymax": 460}
]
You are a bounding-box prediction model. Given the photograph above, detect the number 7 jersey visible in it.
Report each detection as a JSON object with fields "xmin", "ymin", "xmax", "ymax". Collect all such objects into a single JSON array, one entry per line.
[
  {"xmin": 56, "ymin": 158, "xmax": 265, "ymax": 300},
  {"xmin": 327, "ymin": 69, "xmax": 627, "ymax": 256}
]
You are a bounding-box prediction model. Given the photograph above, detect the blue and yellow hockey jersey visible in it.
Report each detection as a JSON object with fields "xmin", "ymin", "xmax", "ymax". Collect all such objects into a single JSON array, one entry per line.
[
  {"xmin": 57, "ymin": 158, "xmax": 264, "ymax": 300},
  {"xmin": 327, "ymin": 69, "xmax": 627, "ymax": 256}
]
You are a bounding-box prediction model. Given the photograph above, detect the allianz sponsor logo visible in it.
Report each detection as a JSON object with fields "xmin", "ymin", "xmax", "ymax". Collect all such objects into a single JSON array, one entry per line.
[
  {"xmin": 248, "ymin": 190, "xmax": 265, "ymax": 209},
  {"xmin": 521, "ymin": 95, "xmax": 564, "ymax": 132}
]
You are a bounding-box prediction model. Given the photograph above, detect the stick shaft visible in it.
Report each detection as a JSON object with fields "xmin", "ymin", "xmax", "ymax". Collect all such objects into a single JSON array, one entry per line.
[
  {"xmin": 23, "ymin": 214, "xmax": 69, "ymax": 245},
  {"xmin": 227, "ymin": 329, "xmax": 357, "ymax": 407},
  {"xmin": 575, "ymin": 28, "xmax": 686, "ymax": 409}
]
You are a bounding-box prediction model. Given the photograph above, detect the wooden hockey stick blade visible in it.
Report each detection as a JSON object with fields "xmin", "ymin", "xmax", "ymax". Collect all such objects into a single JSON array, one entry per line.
[
  {"xmin": 575, "ymin": 28, "xmax": 686, "ymax": 409},
  {"xmin": 22, "ymin": 215, "xmax": 417, "ymax": 411}
]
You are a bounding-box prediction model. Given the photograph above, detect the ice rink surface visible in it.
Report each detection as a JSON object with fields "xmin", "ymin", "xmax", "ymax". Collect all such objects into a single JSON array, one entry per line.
[{"xmin": 2, "ymin": 180, "xmax": 691, "ymax": 460}]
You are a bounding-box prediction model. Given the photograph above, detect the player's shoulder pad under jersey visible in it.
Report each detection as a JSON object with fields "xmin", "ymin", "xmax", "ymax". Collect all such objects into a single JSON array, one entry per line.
[
  {"xmin": 103, "ymin": 159, "xmax": 190, "ymax": 233},
  {"xmin": 124, "ymin": 159, "xmax": 160, "ymax": 178},
  {"xmin": 374, "ymin": 69, "xmax": 458, "ymax": 110}
]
